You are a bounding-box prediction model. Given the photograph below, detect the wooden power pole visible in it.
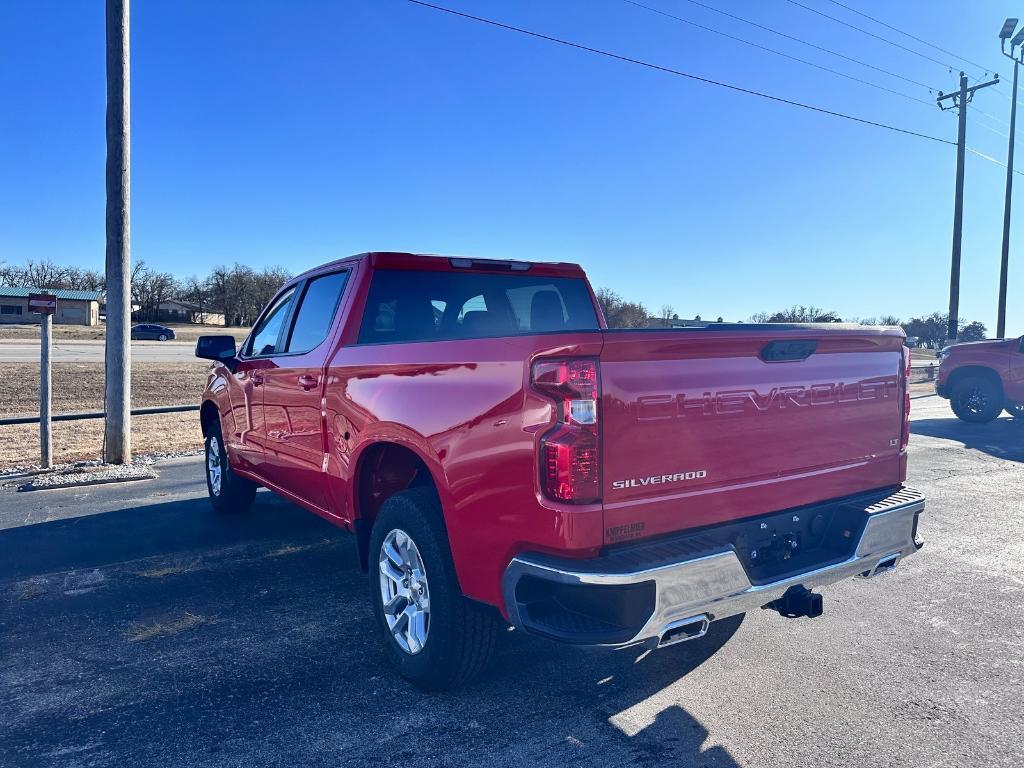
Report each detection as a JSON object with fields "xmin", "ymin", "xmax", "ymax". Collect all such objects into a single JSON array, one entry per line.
[
  {"xmin": 936, "ymin": 72, "xmax": 999, "ymax": 344},
  {"xmin": 104, "ymin": 0, "xmax": 131, "ymax": 464}
]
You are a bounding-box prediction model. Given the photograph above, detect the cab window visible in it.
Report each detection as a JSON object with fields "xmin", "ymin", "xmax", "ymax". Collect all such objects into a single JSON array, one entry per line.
[{"xmin": 246, "ymin": 287, "xmax": 296, "ymax": 356}]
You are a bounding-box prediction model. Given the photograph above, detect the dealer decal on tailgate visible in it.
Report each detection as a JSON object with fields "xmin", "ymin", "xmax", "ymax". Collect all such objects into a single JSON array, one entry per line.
[{"xmin": 606, "ymin": 522, "xmax": 646, "ymax": 542}]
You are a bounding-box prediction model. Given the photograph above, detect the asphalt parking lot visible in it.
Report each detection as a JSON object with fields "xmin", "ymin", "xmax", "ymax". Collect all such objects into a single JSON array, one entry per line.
[{"xmin": 1, "ymin": 395, "xmax": 1022, "ymax": 768}]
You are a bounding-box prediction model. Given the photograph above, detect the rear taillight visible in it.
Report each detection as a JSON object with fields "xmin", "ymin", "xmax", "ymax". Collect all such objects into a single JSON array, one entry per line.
[
  {"xmin": 532, "ymin": 358, "xmax": 600, "ymax": 504},
  {"xmin": 900, "ymin": 346, "xmax": 911, "ymax": 449}
]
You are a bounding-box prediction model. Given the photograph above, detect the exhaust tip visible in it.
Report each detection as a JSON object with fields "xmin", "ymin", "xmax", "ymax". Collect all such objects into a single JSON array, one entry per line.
[
  {"xmin": 860, "ymin": 552, "xmax": 901, "ymax": 579},
  {"xmin": 658, "ymin": 614, "xmax": 710, "ymax": 647}
]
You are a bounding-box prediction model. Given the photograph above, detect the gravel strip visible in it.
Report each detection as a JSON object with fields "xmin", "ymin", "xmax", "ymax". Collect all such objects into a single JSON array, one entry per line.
[{"xmin": 22, "ymin": 464, "xmax": 158, "ymax": 491}]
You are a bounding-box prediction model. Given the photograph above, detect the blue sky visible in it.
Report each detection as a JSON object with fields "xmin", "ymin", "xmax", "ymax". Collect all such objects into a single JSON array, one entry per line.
[{"xmin": 1, "ymin": 1, "xmax": 1022, "ymax": 334}]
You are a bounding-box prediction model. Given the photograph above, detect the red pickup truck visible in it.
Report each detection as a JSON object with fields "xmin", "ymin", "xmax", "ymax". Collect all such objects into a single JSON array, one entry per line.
[
  {"xmin": 935, "ymin": 336, "xmax": 1024, "ymax": 422},
  {"xmin": 196, "ymin": 252, "xmax": 925, "ymax": 689}
]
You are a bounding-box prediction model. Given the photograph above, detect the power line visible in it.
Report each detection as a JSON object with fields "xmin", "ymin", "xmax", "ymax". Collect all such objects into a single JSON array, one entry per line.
[
  {"xmin": 620, "ymin": 0, "xmax": 935, "ymax": 109},
  {"xmin": 966, "ymin": 145, "xmax": 1015, "ymax": 170},
  {"xmin": 403, "ymin": 0, "xmax": 954, "ymax": 145},
  {"xmin": 677, "ymin": 0, "xmax": 939, "ymax": 92},
  {"xmin": 627, "ymin": 1, "xmax": 1014, "ymax": 149},
  {"xmin": 784, "ymin": 0, "xmax": 964, "ymax": 72},
  {"xmin": 820, "ymin": 0, "xmax": 997, "ymax": 77},
  {"xmin": 973, "ymin": 106, "xmax": 1009, "ymax": 128},
  {"xmin": 402, "ymin": 1, "xmax": 1024, "ymax": 176}
]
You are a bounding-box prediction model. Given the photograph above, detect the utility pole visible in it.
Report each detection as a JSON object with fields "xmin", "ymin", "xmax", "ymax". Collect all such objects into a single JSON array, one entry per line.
[
  {"xmin": 937, "ymin": 71, "xmax": 1000, "ymax": 344},
  {"xmin": 104, "ymin": 0, "xmax": 131, "ymax": 464},
  {"xmin": 998, "ymin": 19, "xmax": 1024, "ymax": 339}
]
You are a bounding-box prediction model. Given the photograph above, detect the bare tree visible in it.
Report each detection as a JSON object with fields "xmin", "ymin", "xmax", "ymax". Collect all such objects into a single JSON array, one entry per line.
[
  {"xmin": 595, "ymin": 287, "xmax": 648, "ymax": 328},
  {"xmin": 206, "ymin": 263, "xmax": 291, "ymax": 327},
  {"xmin": 748, "ymin": 305, "xmax": 842, "ymax": 323}
]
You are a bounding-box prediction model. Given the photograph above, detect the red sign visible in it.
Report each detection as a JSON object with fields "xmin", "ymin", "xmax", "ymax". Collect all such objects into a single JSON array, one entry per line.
[{"xmin": 28, "ymin": 293, "xmax": 57, "ymax": 315}]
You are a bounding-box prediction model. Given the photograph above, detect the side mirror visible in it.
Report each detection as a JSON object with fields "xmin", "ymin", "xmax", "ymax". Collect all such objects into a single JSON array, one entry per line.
[{"xmin": 196, "ymin": 335, "xmax": 238, "ymax": 368}]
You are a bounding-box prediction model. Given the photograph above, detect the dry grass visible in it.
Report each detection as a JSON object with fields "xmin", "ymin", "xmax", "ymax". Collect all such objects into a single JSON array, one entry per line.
[
  {"xmin": 0, "ymin": 361, "xmax": 209, "ymax": 469},
  {"xmin": 127, "ymin": 612, "xmax": 211, "ymax": 642},
  {"xmin": 0, "ymin": 362, "xmax": 208, "ymax": 416},
  {"xmin": 0, "ymin": 323, "xmax": 250, "ymax": 343},
  {"xmin": 909, "ymin": 381, "xmax": 938, "ymax": 397},
  {"xmin": 136, "ymin": 560, "xmax": 203, "ymax": 579},
  {"xmin": 0, "ymin": 360, "xmax": 210, "ymax": 469},
  {"xmin": 16, "ymin": 582, "xmax": 48, "ymax": 600},
  {"xmin": 265, "ymin": 541, "xmax": 331, "ymax": 558},
  {"xmin": 0, "ymin": 411, "xmax": 202, "ymax": 470}
]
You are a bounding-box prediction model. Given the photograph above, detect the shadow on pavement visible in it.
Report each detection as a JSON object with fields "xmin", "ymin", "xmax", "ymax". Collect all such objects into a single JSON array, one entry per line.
[
  {"xmin": 0, "ymin": 492, "xmax": 742, "ymax": 768},
  {"xmin": 911, "ymin": 416, "xmax": 1024, "ymax": 463}
]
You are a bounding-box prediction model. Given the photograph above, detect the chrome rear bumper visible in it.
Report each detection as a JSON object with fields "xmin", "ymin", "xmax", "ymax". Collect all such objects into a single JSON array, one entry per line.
[{"xmin": 503, "ymin": 486, "xmax": 925, "ymax": 647}]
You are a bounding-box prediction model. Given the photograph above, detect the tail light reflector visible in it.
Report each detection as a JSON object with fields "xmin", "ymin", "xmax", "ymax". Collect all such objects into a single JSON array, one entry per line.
[
  {"xmin": 532, "ymin": 358, "xmax": 600, "ymax": 503},
  {"xmin": 901, "ymin": 346, "xmax": 912, "ymax": 449}
]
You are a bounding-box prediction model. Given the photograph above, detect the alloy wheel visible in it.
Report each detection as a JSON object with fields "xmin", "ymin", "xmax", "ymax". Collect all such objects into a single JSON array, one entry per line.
[
  {"xmin": 207, "ymin": 436, "xmax": 222, "ymax": 496},
  {"xmin": 378, "ymin": 528, "xmax": 430, "ymax": 654}
]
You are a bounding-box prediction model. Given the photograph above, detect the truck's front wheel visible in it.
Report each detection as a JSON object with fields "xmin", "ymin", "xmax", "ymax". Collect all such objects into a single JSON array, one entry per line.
[
  {"xmin": 368, "ymin": 488, "xmax": 499, "ymax": 690},
  {"xmin": 950, "ymin": 376, "xmax": 1002, "ymax": 423},
  {"xmin": 204, "ymin": 423, "xmax": 256, "ymax": 514}
]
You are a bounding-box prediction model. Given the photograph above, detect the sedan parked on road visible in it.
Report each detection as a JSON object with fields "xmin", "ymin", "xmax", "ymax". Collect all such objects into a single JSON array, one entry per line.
[{"xmin": 131, "ymin": 324, "xmax": 176, "ymax": 341}]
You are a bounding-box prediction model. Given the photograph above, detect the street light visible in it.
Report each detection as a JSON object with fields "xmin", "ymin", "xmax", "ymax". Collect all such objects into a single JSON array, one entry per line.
[{"xmin": 997, "ymin": 18, "xmax": 1022, "ymax": 339}]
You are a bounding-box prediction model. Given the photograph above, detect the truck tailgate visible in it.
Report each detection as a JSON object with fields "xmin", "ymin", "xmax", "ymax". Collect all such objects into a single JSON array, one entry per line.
[{"xmin": 599, "ymin": 327, "xmax": 906, "ymax": 545}]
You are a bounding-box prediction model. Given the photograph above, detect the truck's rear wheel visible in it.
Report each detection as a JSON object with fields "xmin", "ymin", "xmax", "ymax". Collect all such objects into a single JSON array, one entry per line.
[
  {"xmin": 204, "ymin": 423, "xmax": 256, "ymax": 513},
  {"xmin": 368, "ymin": 487, "xmax": 499, "ymax": 690},
  {"xmin": 950, "ymin": 376, "xmax": 1002, "ymax": 423}
]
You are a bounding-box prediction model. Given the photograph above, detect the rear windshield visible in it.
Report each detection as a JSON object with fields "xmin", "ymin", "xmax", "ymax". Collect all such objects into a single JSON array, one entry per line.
[{"xmin": 357, "ymin": 269, "xmax": 599, "ymax": 344}]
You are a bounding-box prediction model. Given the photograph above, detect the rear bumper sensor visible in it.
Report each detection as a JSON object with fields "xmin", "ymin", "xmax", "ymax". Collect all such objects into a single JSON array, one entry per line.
[{"xmin": 502, "ymin": 486, "xmax": 924, "ymax": 647}]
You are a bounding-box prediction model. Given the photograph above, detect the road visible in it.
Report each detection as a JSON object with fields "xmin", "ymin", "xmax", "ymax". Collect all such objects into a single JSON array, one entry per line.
[
  {"xmin": 1, "ymin": 397, "xmax": 1022, "ymax": 767},
  {"xmin": 0, "ymin": 340, "xmax": 197, "ymax": 363}
]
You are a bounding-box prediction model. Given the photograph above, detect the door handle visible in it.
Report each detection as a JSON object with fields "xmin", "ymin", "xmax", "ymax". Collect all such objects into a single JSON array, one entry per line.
[{"xmin": 298, "ymin": 375, "xmax": 319, "ymax": 391}]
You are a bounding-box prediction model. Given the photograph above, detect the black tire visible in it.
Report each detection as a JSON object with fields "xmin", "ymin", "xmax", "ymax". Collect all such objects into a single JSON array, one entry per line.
[
  {"xmin": 1006, "ymin": 402, "xmax": 1024, "ymax": 420},
  {"xmin": 950, "ymin": 375, "xmax": 1003, "ymax": 423},
  {"xmin": 157, "ymin": 333, "xmax": 168, "ymax": 341},
  {"xmin": 204, "ymin": 421, "xmax": 256, "ymax": 513},
  {"xmin": 368, "ymin": 487, "xmax": 499, "ymax": 690}
]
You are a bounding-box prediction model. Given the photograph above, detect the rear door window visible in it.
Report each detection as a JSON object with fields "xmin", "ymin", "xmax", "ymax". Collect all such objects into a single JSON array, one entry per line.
[
  {"xmin": 285, "ymin": 271, "xmax": 349, "ymax": 354},
  {"xmin": 357, "ymin": 269, "xmax": 599, "ymax": 344}
]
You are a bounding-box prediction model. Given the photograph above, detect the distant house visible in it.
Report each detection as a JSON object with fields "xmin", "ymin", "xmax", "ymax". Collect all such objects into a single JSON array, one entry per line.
[
  {"xmin": 153, "ymin": 299, "xmax": 225, "ymax": 326},
  {"xmin": 0, "ymin": 287, "xmax": 102, "ymax": 326}
]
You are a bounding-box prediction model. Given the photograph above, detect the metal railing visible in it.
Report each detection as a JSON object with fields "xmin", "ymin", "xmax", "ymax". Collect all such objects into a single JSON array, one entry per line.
[{"xmin": 0, "ymin": 404, "xmax": 199, "ymax": 427}]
